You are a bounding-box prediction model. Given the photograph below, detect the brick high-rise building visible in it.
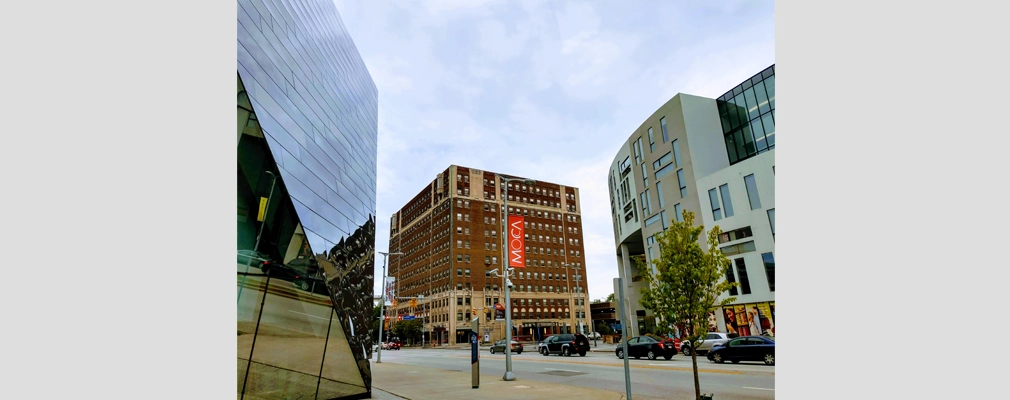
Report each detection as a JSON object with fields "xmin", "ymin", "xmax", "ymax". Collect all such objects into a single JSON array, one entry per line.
[{"xmin": 387, "ymin": 165, "xmax": 590, "ymax": 345}]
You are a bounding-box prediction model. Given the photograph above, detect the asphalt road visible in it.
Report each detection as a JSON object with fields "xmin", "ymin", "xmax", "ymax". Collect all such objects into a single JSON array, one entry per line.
[{"xmin": 377, "ymin": 347, "xmax": 775, "ymax": 400}]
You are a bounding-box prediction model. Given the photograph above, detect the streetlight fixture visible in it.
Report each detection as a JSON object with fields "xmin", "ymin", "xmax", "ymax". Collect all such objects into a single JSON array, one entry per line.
[
  {"xmin": 239, "ymin": 170, "xmax": 277, "ymax": 304},
  {"xmin": 497, "ymin": 173, "xmax": 535, "ymax": 382},
  {"xmin": 376, "ymin": 250, "xmax": 404, "ymax": 363}
]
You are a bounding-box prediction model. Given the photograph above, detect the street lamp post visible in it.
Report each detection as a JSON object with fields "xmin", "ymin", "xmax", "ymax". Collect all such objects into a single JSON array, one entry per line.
[
  {"xmin": 376, "ymin": 250, "xmax": 403, "ymax": 363},
  {"xmin": 497, "ymin": 174, "xmax": 535, "ymax": 382},
  {"xmin": 239, "ymin": 170, "xmax": 277, "ymax": 304}
]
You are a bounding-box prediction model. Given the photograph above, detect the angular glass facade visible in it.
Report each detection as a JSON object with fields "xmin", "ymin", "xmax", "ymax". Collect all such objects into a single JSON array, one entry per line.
[
  {"xmin": 718, "ymin": 65, "xmax": 775, "ymax": 164},
  {"xmin": 237, "ymin": 0, "xmax": 378, "ymax": 399}
]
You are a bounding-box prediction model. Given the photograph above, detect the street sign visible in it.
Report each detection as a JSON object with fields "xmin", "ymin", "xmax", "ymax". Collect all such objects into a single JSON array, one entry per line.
[{"xmin": 403, "ymin": 316, "xmax": 415, "ymax": 320}]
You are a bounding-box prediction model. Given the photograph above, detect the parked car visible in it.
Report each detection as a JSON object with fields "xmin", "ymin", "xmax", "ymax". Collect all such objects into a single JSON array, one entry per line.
[
  {"xmin": 293, "ymin": 271, "xmax": 329, "ymax": 295},
  {"xmin": 261, "ymin": 256, "xmax": 318, "ymax": 282},
  {"xmin": 707, "ymin": 336, "xmax": 775, "ymax": 365},
  {"xmin": 489, "ymin": 339, "xmax": 523, "ymax": 355},
  {"xmin": 237, "ymin": 249, "xmax": 273, "ymax": 270},
  {"xmin": 661, "ymin": 336, "xmax": 682, "ymax": 353},
  {"xmin": 681, "ymin": 332, "xmax": 731, "ymax": 356},
  {"xmin": 381, "ymin": 341, "xmax": 400, "ymax": 350},
  {"xmin": 615, "ymin": 336, "xmax": 678, "ymax": 360},
  {"xmin": 586, "ymin": 331, "xmax": 602, "ymax": 340},
  {"xmin": 538, "ymin": 333, "xmax": 591, "ymax": 357}
]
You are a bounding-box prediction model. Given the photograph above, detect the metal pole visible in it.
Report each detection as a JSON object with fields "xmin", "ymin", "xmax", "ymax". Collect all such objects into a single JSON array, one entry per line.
[
  {"xmin": 376, "ymin": 252, "xmax": 389, "ymax": 363},
  {"xmin": 239, "ymin": 171, "xmax": 276, "ymax": 304},
  {"xmin": 375, "ymin": 251, "xmax": 403, "ymax": 362},
  {"xmin": 500, "ymin": 175, "xmax": 515, "ymax": 381},
  {"xmin": 617, "ymin": 277, "xmax": 632, "ymax": 400}
]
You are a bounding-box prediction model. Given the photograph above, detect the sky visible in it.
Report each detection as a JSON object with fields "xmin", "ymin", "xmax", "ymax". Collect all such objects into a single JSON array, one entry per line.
[{"xmin": 331, "ymin": 0, "xmax": 775, "ymax": 302}]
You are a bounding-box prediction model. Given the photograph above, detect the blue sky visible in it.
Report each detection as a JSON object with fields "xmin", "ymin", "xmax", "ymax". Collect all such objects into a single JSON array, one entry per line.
[{"xmin": 332, "ymin": 0, "xmax": 775, "ymax": 301}]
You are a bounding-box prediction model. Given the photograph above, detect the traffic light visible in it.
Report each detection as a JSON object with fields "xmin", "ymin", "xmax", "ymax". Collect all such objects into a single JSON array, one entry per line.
[
  {"xmin": 392, "ymin": 299, "xmax": 397, "ymax": 307},
  {"xmin": 384, "ymin": 320, "xmax": 389, "ymax": 330},
  {"xmin": 472, "ymin": 308, "xmax": 477, "ymax": 316},
  {"xmin": 410, "ymin": 299, "xmax": 417, "ymax": 308}
]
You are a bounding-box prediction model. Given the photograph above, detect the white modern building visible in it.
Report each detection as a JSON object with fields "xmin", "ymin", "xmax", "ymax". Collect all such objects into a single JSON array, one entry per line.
[{"xmin": 609, "ymin": 65, "xmax": 776, "ymax": 338}]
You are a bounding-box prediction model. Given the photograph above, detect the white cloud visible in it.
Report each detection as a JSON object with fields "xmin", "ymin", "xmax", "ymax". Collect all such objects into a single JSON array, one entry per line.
[{"xmin": 332, "ymin": 0, "xmax": 775, "ymax": 300}]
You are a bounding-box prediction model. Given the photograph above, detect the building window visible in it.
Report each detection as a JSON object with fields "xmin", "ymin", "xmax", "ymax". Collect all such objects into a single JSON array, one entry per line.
[
  {"xmin": 744, "ymin": 174, "xmax": 761, "ymax": 210},
  {"xmin": 655, "ymin": 163, "xmax": 674, "ymax": 180},
  {"xmin": 660, "ymin": 117, "xmax": 669, "ymax": 142},
  {"xmin": 648, "ymin": 127, "xmax": 655, "ymax": 152},
  {"xmin": 708, "ymin": 188, "xmax": 723, "ymax": 221},
  {"xmin": 465, "ymin": 269, "xmax": 470, "ymax": 277},
  {"xmin": 762, "ymin": 252, "xmax": 775, "ymax": 292},
  {"xmin": 652, "ymin": 151, "xmax": 672, "ymax": 171},
  {"xmin": 734, "ymin": 258, "xmax": 751, "ymax": 295},
  {"xmin": 719, "ymin": 184, "xmax": 734, "ymax": 218},
  {"xmin": 634, "ymin": 138, "xmax": 643, "ymax": 164},
  {"xmin": 672, "ymin": 139, "xmax": 682, "ymax": 168},
  {"xmin": 660, "ymin": 210, "xmax": 668, "ymax": 229},
  {"xmin": 677, "ymin": 169, "xmax": 687, "ymax": 198},
  {"xmin": 725, "ymin": 268, "xmax": 738, "ymax": 296},
  {"xmin": 674, "ymin": 203, "xmax": 683, "ymax": 222},
  {"xmin": 457, "ymin": 268, "xmax": 462, "ymax": 276},
  {"xmin": 766, "ymin": 208, "xmax": 776, "ymax": 239}
]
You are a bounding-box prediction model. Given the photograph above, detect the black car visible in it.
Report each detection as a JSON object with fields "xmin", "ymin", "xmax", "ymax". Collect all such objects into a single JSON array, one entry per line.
[
  {"xmin": 615, "ymin": 336, "xmax": 677, "ymax": 360},
  {"xmin": 293, "ymin": 271, "xmax": 329, "ymax": 295},
  {"xmin": 262, "ymin": 256, "xmax": 318, "ymax": 282},
  {"xmin": 706, "ymin": 336, "xmax": 775, "ymax": 365},
  {"xmin": 538, "ymin": 333, "xmax": 590, "ymax": 357}
]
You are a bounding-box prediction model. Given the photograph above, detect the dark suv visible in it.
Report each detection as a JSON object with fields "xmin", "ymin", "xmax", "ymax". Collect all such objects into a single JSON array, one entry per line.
[{"xmin": 538, "ymin": 333, "xmax": 591, "ymax": 357}]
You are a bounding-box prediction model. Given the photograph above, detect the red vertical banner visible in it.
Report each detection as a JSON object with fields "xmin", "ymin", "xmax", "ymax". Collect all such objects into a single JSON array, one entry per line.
[{"xmin": 508, "ymin": 215, "xmax": 525, "ymax": 268}]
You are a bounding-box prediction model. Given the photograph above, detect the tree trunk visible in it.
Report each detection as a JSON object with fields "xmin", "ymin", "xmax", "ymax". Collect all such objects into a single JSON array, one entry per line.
[{"xmin": 692, "ymin": 350, "xmax": 700, "ymax": 400}]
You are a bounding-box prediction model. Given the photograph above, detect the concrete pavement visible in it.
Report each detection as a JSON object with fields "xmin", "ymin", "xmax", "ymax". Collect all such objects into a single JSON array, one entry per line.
[{"xmin": 369, "ymin": 358, "xmax": 667, "ymax": 400}]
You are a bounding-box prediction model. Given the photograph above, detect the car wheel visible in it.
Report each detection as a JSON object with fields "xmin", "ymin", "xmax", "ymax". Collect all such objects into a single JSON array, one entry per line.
[
  {"xmin": 579, "ymin": 351, "xmax": 586, "ymax": 357},
  {"xmin": 541, "ymin": 348, "xmax": 548, "ymax": 356},
  {"xmin": 517, "ymin": 351, "xmax": 521, "ymax": 355},
  {"xmin": 299, "ymin": 281, "xmax": 310, "ymax": 290},
  {"xmin": 647, "ymin": 350, "xmax": 657, "ymax": 360},
  {"xmin": 664, "ymin": 354, "xmax": 673, "ymax": 360},
  {"xmin": 490, "ymin": 348, "xmax": 495, "ymax": 354},
  {"xmin": 563, "ymin": 347, "xmax": 571, "ymax": 357},
  {"xmin": 712, "ymin": 353, "xmax": 724, "ymax": 363},
  {"xmin": 616, "ymin": 349, "xmax": 624, "ymax": 359},
  {"xmin": 764, "ymin": 353, "xmax": 775, "ymax": 365},
  {"xmin": 260, "ymin": 265, "xmax": 270, "ymax": 275},
  {"xmin": 682, "ymin": 346, "xmax": 692, "ymax": 356}
]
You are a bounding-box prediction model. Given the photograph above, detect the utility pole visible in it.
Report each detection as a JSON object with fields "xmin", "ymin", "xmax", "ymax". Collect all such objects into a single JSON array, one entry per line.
[{"xmin": 376, "ymin": 251, "xmax": 403, "ymax": 363}]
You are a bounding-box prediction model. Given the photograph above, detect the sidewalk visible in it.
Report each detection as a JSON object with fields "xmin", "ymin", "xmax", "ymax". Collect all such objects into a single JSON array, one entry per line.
[{"xmin": 369, "ymin": 359, "xmax": 665, "ymax": 400}]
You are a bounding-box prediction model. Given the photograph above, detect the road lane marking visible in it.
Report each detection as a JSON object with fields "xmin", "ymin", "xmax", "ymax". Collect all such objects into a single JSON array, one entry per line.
[
  {"xmin": 288, "ymin": 310, "xmax": 330, "ymax": 320},
  {"xmin": 743, "ymin": 387, "xmax": 774, "ymax": 391},
  {"xmin": 544, "ymin": 368, "xmax": 582, "ymax": 372}
]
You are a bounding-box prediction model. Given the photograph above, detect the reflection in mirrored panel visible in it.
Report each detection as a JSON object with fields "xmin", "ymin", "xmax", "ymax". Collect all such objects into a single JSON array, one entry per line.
[{"xmin": 237, "ymin": 0, "xmax": 378, "ymax": 398}]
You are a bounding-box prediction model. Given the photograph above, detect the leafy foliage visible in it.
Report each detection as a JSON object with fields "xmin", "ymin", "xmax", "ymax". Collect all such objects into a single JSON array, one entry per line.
[
  {"xmin": 605, "ymin": 292, "xmax": 615, "ymax": 302},
  {"xmin": 636, "ymin": 210, "xmax": 737, "ymax": 400},
  {"xmin": 391, "ymin": 319, "xmax": 423, "ymax": 344}
]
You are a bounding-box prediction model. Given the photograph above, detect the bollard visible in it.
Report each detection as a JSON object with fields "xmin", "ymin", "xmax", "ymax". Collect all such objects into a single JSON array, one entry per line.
[{"xmin": 471, "ymin": 317, "xmax": 480, "ymax": 388}]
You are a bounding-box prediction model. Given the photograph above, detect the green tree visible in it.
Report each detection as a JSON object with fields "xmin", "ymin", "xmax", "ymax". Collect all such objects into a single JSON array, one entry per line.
[
  {"xmin": 596, "ymin": 322, "xmax": 613, "ymax": 335},
  {"xmin": 391, "ymin": 319, "xmax": 423, "ymax": 345},
  {"xmin": 636, "ymin": 210, "xmax": 737, "ymax": 400},
  {"xmin": 605, "ymin": 293, "xmax": 615, "ymax": 302},
  {"xmin": 371, "ymin": 304, "xmax": 382, "ymax": 342}
]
